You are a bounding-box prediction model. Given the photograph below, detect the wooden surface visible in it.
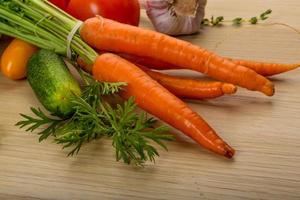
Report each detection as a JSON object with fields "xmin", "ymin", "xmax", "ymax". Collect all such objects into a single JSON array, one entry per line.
[{"xmin": 1, "ymin": 0, "xmax": 300, "ymax": 199}]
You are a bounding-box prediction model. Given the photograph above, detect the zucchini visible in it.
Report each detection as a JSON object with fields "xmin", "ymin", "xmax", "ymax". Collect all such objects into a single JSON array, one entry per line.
[{"xmin": 27, "ymin": 49, "xmax": 81, "ymax": 118}]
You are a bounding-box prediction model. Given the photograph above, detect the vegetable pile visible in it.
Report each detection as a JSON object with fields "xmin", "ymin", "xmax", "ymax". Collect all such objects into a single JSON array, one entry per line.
[{"xmin": 0, "ymin": 0, "xmax": 299, "ymax": 166}]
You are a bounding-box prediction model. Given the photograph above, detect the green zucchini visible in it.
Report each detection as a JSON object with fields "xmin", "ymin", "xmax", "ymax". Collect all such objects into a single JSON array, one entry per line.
[{"xmin": 27, "ymin": 49, "xmax": 81, "ymax": 118}]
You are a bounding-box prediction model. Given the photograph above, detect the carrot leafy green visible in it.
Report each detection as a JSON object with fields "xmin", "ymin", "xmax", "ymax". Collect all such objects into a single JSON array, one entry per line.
[{"xmin": 16, "ymin": 71, "xmax": 173, "ymax": 166}]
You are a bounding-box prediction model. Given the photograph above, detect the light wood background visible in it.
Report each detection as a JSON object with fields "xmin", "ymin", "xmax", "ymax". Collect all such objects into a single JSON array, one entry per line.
[{"xmin": 1, "ymin": 0, "xmax": 300, "ymax": 199}]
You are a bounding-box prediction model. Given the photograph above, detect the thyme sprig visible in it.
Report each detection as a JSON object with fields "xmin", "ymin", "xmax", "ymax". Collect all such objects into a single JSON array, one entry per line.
[{"xmin": 202, "ymin": 9, "xmax": 272, "ymax": 26}]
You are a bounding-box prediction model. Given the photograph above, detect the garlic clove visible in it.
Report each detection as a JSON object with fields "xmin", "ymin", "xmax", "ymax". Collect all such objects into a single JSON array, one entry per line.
[{"xmin": 140, "ymin": 0, "xmax": 207, "ymax": 36}]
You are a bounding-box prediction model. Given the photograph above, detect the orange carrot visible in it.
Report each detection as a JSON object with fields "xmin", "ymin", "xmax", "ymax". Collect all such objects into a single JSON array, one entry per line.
[
  {"xmin": 229, "ymin": 58, "xmax": 300, "ymax": 76},
  {"xmin": 109, "ymin": 51, "xmax": 179, "ymax": 70},
  {"xmin": 139, "ymin": 65, "xmax": 237, "ymax": 99},
  {"xmin": 92, "ymin": 53, "xmax": 235, "ymax": 158},
  {"xmin": 105, "ymin": 52, "xmax": 300, "ymax": 77},
  {"xmin": 77, "ymin": 57, "xmax": 237, "ymax": 99},
  {"xmin": 77, "ymin": 56, "xmax": 92, "ymax": 72},
  {"xmin": 80, "ymin": 17, "xmax": 274, "ymax": 96}
]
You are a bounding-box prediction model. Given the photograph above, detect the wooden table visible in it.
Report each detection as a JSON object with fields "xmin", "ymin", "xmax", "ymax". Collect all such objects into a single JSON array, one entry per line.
[{"xmin": 1, "ymin": 0, "xmax": 300, "ymax": 199}]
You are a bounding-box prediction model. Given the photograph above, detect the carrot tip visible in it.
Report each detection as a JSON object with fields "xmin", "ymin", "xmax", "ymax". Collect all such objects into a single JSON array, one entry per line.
[
  {"xmin": 223, "ymin": 144, "xmax": 235, "ymax": 159},
  {"xmin": 222, "ymin": 83, "xmax": 238, "ymax": 95},
  {"xmin": 225, "ymin": 149, "xmax": 235, "ymax": 159},
  {"xmin": 262, "ymin": 82, "xmax": 275, "ymax": 96},
  {"xmin": 291, "ymin": 64, "xmax": 300, "ymax": 70}
]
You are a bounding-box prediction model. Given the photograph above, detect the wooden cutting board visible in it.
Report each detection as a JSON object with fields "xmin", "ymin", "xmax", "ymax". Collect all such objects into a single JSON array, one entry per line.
[{"xmin": 0, "ymin": 0, "xmax": 300, "ymax": 199}]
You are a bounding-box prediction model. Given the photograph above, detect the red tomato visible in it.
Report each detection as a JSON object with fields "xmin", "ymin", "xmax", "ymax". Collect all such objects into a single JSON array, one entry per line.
[
  {"xmin": 67, "ymin": 0, "xmax": 140, "ymax": 26},
  {"xmin": 49, "ymin": 0, "xmax": 69, "ymax": 11}
]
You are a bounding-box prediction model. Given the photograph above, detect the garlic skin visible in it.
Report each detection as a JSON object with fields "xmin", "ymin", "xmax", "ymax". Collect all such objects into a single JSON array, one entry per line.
[{"xmin": 140, "ymin": 0, "xmax": 207, "ymax": 36}]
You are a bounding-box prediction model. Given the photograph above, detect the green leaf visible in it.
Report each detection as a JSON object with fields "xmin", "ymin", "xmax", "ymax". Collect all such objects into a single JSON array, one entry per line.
[
  {"xmin": 233, "ymin": 17, "xmax": 243, "ymax": 25},
  {"xmin": 16, "ymin": 107, "xmax": 63, "ymax": 141},
  {"xmin": 260, "ymin": 9, "xmax": 272, "ymax": 20},
  {"xmin": 201, "ymin": 18, "xmax": 210, "ymax": 26},
  {"xmin": 250, "ymin": 17, "xmax": 258, "ymax": 24}
]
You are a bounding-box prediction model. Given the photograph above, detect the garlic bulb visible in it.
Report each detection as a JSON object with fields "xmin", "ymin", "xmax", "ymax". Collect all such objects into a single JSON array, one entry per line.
[{"xmin": 140, "ymin": 0, "xmax": 207, "ymax": 36}]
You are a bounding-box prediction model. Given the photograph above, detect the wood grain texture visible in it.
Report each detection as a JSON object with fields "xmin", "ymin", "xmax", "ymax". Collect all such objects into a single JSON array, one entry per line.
[{"xmin": 0, "ymin": 0, "xmax": 300, "ymax": 199}]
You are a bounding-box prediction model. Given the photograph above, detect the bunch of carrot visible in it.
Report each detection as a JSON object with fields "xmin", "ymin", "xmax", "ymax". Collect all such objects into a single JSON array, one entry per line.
[{"xmin": 72, "ymin": 17, "xmax": 300, "ymax": 159}]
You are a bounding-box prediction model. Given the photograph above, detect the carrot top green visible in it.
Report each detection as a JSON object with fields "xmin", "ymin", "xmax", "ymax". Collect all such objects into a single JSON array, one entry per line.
[{"xmin": 0, "ymin": 0, "xmax": 97, "ymax": 64}]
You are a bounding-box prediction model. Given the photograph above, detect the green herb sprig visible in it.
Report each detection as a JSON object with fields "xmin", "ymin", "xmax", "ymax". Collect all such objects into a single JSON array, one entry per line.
[
  {"xmin": 16, "ymin": 107, "xmax": 63, "ymax": 142},
  {"xmin": 202, "ymin": 9, "xmax": 272, "ymax": 26},
  {"xmin": 16, "ymin": 72, "xmax": 173, "ymax": 166}
]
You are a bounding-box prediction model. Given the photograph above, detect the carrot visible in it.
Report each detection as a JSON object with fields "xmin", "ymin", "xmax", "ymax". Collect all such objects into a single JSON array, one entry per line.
[
  {"xmin": 80, "ymin": 17, "xmax": 274, "ymax": 96},
  {"xmin": 139, "ymin": 65, "xmax": 237, "ymax": 99},
  {"xmin": 111, "ymin": 52, "xmax": 179, "ymax": 70},
  {"xmin": 77, "ymin": 57, "xmax": 237, "ymax": 99},
  {"xmin": 92, "ymin": 53, "xmax": 235, "ymax": 158},
  {"xmin": 229, "ymin": 58, "xmax": 300, "ymax": 77},
  {"xmin": 77, "ymin": 56, "xmax": 92, "ymax": 72},
  {"xmin": 107, "ymin": 52, "xmax": 300, "ymax": 77}
]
